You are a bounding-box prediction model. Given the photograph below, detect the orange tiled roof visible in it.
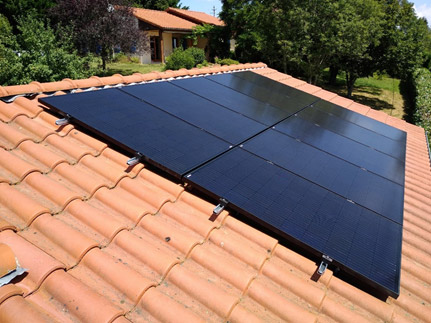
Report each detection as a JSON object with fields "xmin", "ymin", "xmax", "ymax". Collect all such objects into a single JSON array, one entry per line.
[
  {"xmin": 167, "ymin": 7, "xmax": 225, "ymax": 26},
  {"xmin": 133, "ymin": 8, "xmax": 197, "ymax": 31},
  {"xmin": 0, "ymin": 63, "xmax": 430, "ymax": 322}
]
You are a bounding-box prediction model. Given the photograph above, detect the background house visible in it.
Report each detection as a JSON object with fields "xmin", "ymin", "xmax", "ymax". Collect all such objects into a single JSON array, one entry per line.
[{"xmin": 133, "ymin": 8, "xmax": 224, "ymax": 64}]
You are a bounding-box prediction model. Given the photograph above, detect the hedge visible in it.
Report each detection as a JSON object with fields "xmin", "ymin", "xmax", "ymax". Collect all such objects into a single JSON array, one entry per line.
[{"xmin": 412, "ymin": 68, "xmax": 431, "ymax": 142}]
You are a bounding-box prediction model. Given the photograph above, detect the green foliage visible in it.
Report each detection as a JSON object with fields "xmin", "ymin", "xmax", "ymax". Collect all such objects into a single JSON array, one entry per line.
[
  {"xmin": 164, "ymin": 48, "xmax": 195, "ymax": 70},
  {"xmin": 0, "ymin": 12, "xmax": 92, "ymax": 86},
  {"xmin": 51, "ymin": 0, "xmax": 147, "ymax": 70},
  {"xmin": 197, "ymin": 60, "xmax": 209, "ymax": 68},
  {"xmin": 0, "ymin": 14, "xmax": 23, "ymax": 85},
  {"xmin": 185, "ymin": 47, "xmax": 206, "ymax": 65},
  {"xmin": 113, "ymin": 52, "xmax": 140, "ymax": 64},
  {"xmin": 0, "ymin": 0, "xmax": 55, "ymax": 31},
  {"xmin": 188, "ymin": 24, "xmax": 230, "ymax": 60},
  {"xmin": 215, "ymin": 57, "xmax": 239, "ymax": 65},
  {"xmin": 221, "ymin": 0, "xmax": 431, "ymax": 96},
  {"xmin": 412, "ymin": 68, "xmax": 431, "ymax": 141},
  {"xmin": 164, "ymin": 47, "xmax": 207, "ymax": 70},
  {"xmin": 374, "ymin": 0, "xmax": 430, "ymax": 80}
]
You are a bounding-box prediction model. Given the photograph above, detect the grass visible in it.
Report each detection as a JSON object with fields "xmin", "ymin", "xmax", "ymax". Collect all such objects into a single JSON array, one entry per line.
[
  {"xmin": 318, "ymin": 70, "xmax": 405, "ymax": 119},
  {"xmin": 105, "ymin": 62, "xmax": 164, "ymax": 76},
  {"xmin": 92, "ymin": 56, "xmax": 164, "ymax": 77}
]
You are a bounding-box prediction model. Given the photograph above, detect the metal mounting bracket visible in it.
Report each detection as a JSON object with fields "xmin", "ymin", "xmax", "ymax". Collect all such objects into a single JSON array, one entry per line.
[
  {"xmin": 317, "ymin": 255, "xmax": 333, "ymax": 275},
  {"xmin": 127, "ymin": 152, "xmax": 143, "ymax": 166},
  {"xmin": 209, "ymin": 198, "xmax": 228, "ymax": 221},
  {"xmin": 55, "ymin": 114, "xmax": 71, "ymax": 126}
]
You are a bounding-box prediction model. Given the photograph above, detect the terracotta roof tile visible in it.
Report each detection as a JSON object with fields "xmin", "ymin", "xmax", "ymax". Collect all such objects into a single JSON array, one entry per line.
[
  {"xmin": 129, "ymin": 286, "xmax": 205, "ymax": 323},
  {"xmin": 0, "ymin": 294, "xmax": 55, "ymax": 323},
  {"xmin": 26, "ymin": 269, "xmax": 123, "ymax": 322},
  {"xmin": 159, "ymin": 261, "xmax": 240, "ymax": 320},
  {"xmin": 0, "ymin": 184, "xmax": 49, "ymax": 229},
  {"xmin": 0, "ymin": 230, "xmax": 64, "ymax": 295},
  {"xmin": 69, "ymin": 248, "xmax": 155, "ymax": 311},
  {"xmin": 133, "ymin": 8, "xmax": 197, "ymax": 31},
  {"xmin": 0, "ymin": 285, "xmax": 23, "ymax": 306},
  {"xmin": 0, "ymin": 147, "xmax": 39, "ymax": 184},
  {"xmin": 19, "ymin": 213, "xmax": 98, "ymax": 268},
  {"xmin": 0, "ymin": 243, "xmax": 16, "ymax": 277},
  {"xmin": 0, "ymin": 64, "xmax": 429, "ymax": 322},
  {"xmin": 0, "ymin": 220, "xmax": 15, "ymax": 233},
  {"xmin": 167, "ymin": 7, "xmax": 224, "ymax": 26}
]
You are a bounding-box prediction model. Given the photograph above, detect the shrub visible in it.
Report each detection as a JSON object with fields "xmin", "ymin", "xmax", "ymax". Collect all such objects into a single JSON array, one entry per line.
[
  {"xmin": 215, "ymin": 57, "xmax": 239, "ymax": 66},
  {"xmin": 112, "ymin": 52, "xmax": 126, "ymax": 63},
  {"xmin": 412, "ymin": 68, "xmax": 431, "ymax": 141},
  {"xmin": 0, "ymin": 12, "xmax": 93, "ymax": 85},
  {"xmin": 185, "ymin": 47, "xmax": 206, "ymax": 65},
  {"xmin": 164, "ymin": 48, "xmax": 195, "ymax": 70},
  {"xmin": 197, "ymin": 60, "xmax": 209, "ymax": 68}
]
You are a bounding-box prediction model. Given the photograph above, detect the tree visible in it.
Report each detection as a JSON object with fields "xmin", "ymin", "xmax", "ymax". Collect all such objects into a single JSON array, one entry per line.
[
  {"xmin": 0, "ymin": 12, "xmax": 92, "ymax": 85},
  {"xmin": 188, "ymin": 24, "xmax": 230, "ymax": 60},
  {"xmin": 133, "ymin": 0, "xmax": 188, "ymax": 10},
  {"xmin": 220, "ymin": 0, "xmax": 263, "ymax": 63},
  {"xmin": 256, "ymin": 0, "xmax": 342, "ymax": 83},
  {"xmin": 0, "ymin": 14, "xmax": 23, "ymax": 85},
  {"xmin": 0, "ymin": 0, "xmax": 55, "ymax": 32},
  {"xmin": 51, "ymin": 0, "xmax": 147, "ymax": 70},
  {"xmin": 333, "ymin": 0, "xmax": 384, "ymax": 97},
  {"xmin": 373, "ymin": 0, "xmax": 430, "ymax": 80}
]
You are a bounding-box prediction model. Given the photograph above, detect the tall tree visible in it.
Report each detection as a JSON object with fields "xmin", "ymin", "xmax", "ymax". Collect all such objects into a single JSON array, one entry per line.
[
  {"xmin": 133, "ymin": 0, "xmax": 188, "ymax": 10},
  {"xmin": 374, "ymin": 0, "xmax": 430, "ymax": 79},
  {"xmin": 51, "ymin": 0, "xmax": 147, "ymax": 70},
  {"xmin": 0, "ymin": 0, "xmax": 55, "ymax": 32},
  {"xmin": 334, "ymin": 0, "xmax": 384, "ymax": 97},
  {"xmin": 220, "ymin": 0, "xmax": 263, "ymax": 63}
]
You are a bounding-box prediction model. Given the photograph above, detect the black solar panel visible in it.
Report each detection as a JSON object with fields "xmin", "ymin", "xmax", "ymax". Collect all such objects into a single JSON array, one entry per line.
[
  {"xmin": 120, "ymin": 81, "xmax": 266, "ymax": 144},
  {"xmin": 243, "ymin": 130, "xmax": 404, "ymax": 223},
  {"xmin": 39, "ymin": 89, "xmax": 230, "ymax": 177},
  {"xmin": 299, "ymin": 102, "xmax": 406, "ymax": 160},
  {"xmin": 275, "ymin": 114, "xmax": 405, "ymax": 185},
  {"xmin": 185, "ymin": 148, "xmax": 402, "ymax": 297},
  {"xmin": 39, "ymin": 71, "xmax": 406, "ymax": 298},
  {"xmin": 170, "ymin": 77, "xmax": 291, "ymax": 125},
  {"xmin": 314, "ymin": 100, "xmax": 407, "ymax": 143},
  {"xmin": 207, "ymin": 72, "xmax": 317, "ymax": 113}
]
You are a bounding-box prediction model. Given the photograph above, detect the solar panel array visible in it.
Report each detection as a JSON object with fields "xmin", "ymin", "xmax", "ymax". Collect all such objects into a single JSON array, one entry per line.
[{"xmin": 40, "ymin": 71, "xmax": 406, "ymax": 298}]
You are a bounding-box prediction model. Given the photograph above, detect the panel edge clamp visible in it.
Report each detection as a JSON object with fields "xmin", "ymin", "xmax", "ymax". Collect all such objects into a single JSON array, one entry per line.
[
  {"xmin": 209, "ymin": 198, "xmax": 228, "ymax": 222},
  {"xmin": 55, "ymin": 114, "xmax": 71, "ymax": 126},
  {"xmin": 317, "ymin": 255, "xmax": 333, "ymax": 276},
  {"xmin": 127, "ymin": 152, "xmax": 143, "ymax": 166}
]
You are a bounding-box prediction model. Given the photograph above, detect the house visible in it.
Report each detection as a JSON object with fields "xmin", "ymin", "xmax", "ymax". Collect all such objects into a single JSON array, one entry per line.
[
  {"xmin": 0, "ymin": 63, "xmax": 430, "ymax": 322},
  {"xmin": 133, "ymin": 8, "xmax": 224, "ymax": 64}
]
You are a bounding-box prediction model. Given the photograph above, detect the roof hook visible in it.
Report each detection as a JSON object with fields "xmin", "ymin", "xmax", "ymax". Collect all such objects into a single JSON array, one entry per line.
[
  {"xmin": 209, "ymin": 198, "xmax": 228, "ymax": 222},
  {"xmin": 318, "ymin": 255, "xmax": 333, "ymax": 275},
  {"xmin": 55, "ymin": 114, "xmax": 71, "ymax": 126},
  {"xmin": 127, "ymin": 152, "xmax": 143, "ymax": 166}
]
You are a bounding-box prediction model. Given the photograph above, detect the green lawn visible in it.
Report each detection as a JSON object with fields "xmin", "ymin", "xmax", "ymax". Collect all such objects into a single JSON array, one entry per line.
[
  {"xmin": 318, "ymin": 71, "xmax": 405, "ymax": 119},
  {"xmin": 93, "ymin": 58, "xmax": 165, "ymax": 77},
  {"xmin": 105, "ymin": 62, "xmax": 164, "ymax": 75}
]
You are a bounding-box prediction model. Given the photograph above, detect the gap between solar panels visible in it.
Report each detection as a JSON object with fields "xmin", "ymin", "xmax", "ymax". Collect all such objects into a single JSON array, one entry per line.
[{"xmin": 39, "ymin": 71, "xmax": 406, "ymax": 299}]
